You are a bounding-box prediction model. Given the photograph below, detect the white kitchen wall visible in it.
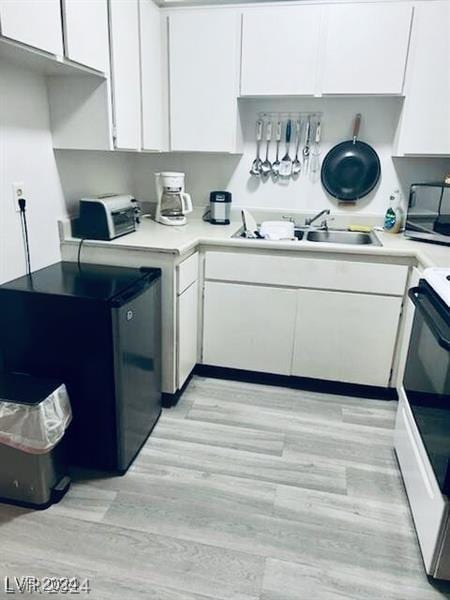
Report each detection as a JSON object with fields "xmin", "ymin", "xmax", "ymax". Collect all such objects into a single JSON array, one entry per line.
[
  {"xmin": 54, "ymin": 150, "xmax": 135, "ymax": 214},
  {"xmin": 50, "ymin": 96, "xmax": 450, "ymax": 220},
  {"xmin": 0, "ymin": 63, "xmax": 67, "ymax": 284},
  {"xmin": 131, "ymin": 97, "xmax": 450, "ymax": 215}
]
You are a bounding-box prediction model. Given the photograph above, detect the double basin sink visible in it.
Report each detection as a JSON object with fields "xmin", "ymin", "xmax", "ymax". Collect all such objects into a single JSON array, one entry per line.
[{"xmin": 235, "ymin": 228, "xmax": 381, "ymax": 246}]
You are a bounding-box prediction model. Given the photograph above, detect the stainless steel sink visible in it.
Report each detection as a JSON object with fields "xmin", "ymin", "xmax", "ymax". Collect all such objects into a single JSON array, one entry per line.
[
  {"xmin": 232, "ymin": 226, "xmax": 381, "ymax": 246},
  {"xmin": 306, "ymin": 230, "xmax": 381, "ymax": 246}
]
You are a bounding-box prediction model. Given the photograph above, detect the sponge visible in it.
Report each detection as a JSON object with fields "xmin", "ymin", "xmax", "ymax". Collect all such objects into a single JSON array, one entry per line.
[{"xmin": 348, "ymin": 225, "xmax": 372, "ymax": 233}]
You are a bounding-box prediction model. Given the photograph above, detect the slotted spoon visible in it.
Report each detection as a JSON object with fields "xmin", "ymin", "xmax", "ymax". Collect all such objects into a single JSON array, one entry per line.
[
  {"xmin": 292, "ymin": 119, "xmax": 302, "ymax": 176},
  {"xmin": 279, "ymin": 119, "xmax": 292, "ymax": 177},
  {"xmin": 249, "ymin": 119, "xmax": 263, "ymax": 176},
  {"xmin": 260, "ymin": 120, "xmax": 273, "ymax": 177},
  {"xmin": 271, "ymin": 120, "xmax": 282, "ymax": 177}
]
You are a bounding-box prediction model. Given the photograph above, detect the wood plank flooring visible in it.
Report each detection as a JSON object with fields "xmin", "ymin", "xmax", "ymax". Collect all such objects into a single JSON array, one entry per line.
[{"xmin": 1, "ymin": 375, "xmax": 450, "ymax": 599}]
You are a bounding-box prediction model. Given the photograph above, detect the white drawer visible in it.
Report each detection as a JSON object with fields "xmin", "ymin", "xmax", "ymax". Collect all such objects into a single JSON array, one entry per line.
[
  {"xmin": 177, "ymin": 252, "xmax": 199, "ymax": 295},
  {"xmin": 394, "ymin": 391, "xmax": 446, "ymax": 573},
  {"xmin": 205, "ymin": 251, "xmax": 408, "ymax": 296}
]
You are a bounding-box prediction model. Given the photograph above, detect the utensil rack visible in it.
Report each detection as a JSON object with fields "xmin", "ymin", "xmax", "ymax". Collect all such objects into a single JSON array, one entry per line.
[
  {"xmin": 257, "ymin": 111, "xmax": 322, "ymax": 120},
  {"xmin": 250, "ymin": 112, "xmax": 324, "ymax": 182}
]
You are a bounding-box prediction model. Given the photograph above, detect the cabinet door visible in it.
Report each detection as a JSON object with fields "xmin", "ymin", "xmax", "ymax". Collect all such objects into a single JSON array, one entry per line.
[
  {"xmin": 322, "ymin": 3, "xmax": 412, "ymax": 95},
  {"xmin": 168, "ymin": 10, "xmax": 241, "ymax": 152},
  {"xmin": 203, "ymin": 282, "xmax": 297, "ymax": 375},
  {"xmin": 62, "ymin": 0, "xmax": 109, "ymax": 73},
  {"xmin": 395, "ymin": 1, "xmax": 450, "ymax": 155},
  {"xmin": 241, "ymin": 5, "xmax": 322, "ymax": 96},
  {"xmin": 109, "ymin": 0, "xmax": 141, "ymax": 150},
  {"xmin": 178, "ymin": 281, "xmax": 199, "ymax": 389},
  {"xmin": 292, "ymin": 289, "xmax": 402, "ymax": 387},
  {"xmin": 0, "ymin": 0, "xmax": 63, "ymax": 55},
  {"xmin": 140, "ymin": 0, "xmax": 164, "ymax": 151}
]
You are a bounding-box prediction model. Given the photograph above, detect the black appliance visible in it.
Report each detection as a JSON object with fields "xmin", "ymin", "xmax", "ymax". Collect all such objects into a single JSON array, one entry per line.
[
  {"xmin": 405, "ymin": 183, "xmax": 450, "ymax": 246},
  {"xmin": 209, "ymin": 191, "xmax": 232, "ymax": 225},
  {"xmin": 404, "ymin": 279, "xmax": 450, "ymax": 494},
  {"xmin": 78, "ymin": 195, "xmax": 137, "ymax": 240},
  {"xmin": 0, "ymin": 262, "xmax": 162, "ymax": 473}
]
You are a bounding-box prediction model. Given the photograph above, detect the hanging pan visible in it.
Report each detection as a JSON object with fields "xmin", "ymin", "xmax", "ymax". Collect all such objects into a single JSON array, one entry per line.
[{"xmin": 321, "ymin": 114, "xmax": 381, "ymax": 202}]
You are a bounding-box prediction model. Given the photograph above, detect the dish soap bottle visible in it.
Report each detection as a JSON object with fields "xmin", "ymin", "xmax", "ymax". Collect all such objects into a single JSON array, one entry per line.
[{"xmin": 384, "ymin": 190, "xmax": 403, "ymax": 233}]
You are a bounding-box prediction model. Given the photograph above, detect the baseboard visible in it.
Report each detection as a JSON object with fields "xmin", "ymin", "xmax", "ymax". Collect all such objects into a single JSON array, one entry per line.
[
  {"xmin": 194, "ymin": 364, "xmax": 398, "ymax": 401},
  {"xmin": 162, "ymin": 371, "xmax": 195, "ymax": 408}
]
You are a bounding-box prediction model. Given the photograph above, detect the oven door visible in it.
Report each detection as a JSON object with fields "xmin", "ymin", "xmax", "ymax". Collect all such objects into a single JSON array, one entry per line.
[{"xmin": 404, "ymin": 282, "xmax": 450, "ymax": 495}]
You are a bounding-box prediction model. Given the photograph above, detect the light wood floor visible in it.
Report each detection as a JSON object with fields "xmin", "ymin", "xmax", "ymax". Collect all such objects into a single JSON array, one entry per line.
[{"xmin": 1, "ymin": 376, "xmax": 450, "ymax": 599}]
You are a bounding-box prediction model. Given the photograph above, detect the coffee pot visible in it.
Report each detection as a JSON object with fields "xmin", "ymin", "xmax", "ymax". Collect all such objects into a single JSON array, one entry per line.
[{"xmin": 155, "ymin": 172, "xmax": 193, "ymax": 226}]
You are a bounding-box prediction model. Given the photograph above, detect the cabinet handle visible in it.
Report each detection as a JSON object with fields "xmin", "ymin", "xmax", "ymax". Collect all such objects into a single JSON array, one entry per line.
[{"xmin": 408, "ymin": 287, "xmax": 450, "ymax": 350}]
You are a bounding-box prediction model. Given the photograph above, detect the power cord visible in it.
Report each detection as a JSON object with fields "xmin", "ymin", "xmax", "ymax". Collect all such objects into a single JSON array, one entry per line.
[
  {"xmin": 77, "ymin": 238, "xmax": 85, "ymax": 270},
  {"xmin": 18, "ymin": 198, "xmax": 31, "ymax": 275}
]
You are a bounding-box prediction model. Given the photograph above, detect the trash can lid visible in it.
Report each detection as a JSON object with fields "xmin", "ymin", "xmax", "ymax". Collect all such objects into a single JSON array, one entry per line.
[{"xmin": 0, "ymin": 372, "xmax": 64, "ymax": 406}]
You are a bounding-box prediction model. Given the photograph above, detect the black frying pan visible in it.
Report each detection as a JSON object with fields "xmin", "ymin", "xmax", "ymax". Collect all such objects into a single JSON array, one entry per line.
[{"xmin": 321, "ymin": 114, "xmax": 381, "ymax": 202}]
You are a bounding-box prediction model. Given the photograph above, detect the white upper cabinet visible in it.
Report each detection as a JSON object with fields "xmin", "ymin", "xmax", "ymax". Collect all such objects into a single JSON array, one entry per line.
[
  {"xmin": 62, "ymin": 0, "xmax": 109, "ymax": 73},
  {"xmin": 321, "ymin": 2, "xmax": 413, "ymax": 95},
  {"xmin": 395, "ymin": 1, "xmax": 450, "ymax": 156},
  {"xmin": 109, "ymin": 0, "xmax": 141, "ymax": 150},
  {"xmin": 168, "ymin": 10, "xmax": 241, "ymax": 153},
  {"xmin": 0, "ymin": 0, "xmax": 63, "ymax": 56},
  {"xmin": 140, "ymin": 0, "xmax": 165, "ymax": 151},
  {"xmin": 241, "ymin": 5, "xmax": 323, "ymax": 96}
]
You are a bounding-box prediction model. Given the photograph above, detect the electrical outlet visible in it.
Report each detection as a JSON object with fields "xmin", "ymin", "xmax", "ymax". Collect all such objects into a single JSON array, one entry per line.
[{"xmin": 12, "ymin": 182, "xmax": 26, "ymax": 212}]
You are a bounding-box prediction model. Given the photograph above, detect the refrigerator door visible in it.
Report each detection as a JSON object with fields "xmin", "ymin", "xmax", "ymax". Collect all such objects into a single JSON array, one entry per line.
[{"xmin": 111, "ymin": 278, "xmax": 161, "ymax": 472}]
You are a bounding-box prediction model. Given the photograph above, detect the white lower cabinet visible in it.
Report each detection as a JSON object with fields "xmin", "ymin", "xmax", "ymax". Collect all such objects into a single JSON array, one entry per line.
[
  {"xmin": 292, "ymin": 289, "xmax": 403, "ymax": 387},
  {"xmin": 177, "ymin": 280, "xmax": 199, "ymax": 389},
  {"xmin": 176, "ymin": 252, "xmax": 199, "ymax": 389},
  {"xmin": 202, "ymin": 252, "xmax": 406, "ymax": 387},
  {"xmin": 202, "ymin": 282, "xmax": 297, "ymax": 374}
]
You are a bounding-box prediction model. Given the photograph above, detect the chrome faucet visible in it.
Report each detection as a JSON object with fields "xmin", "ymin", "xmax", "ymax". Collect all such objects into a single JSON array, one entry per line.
[{"xmin": 305, "ymin": 209, "xmax": 331, "ymax": 229}]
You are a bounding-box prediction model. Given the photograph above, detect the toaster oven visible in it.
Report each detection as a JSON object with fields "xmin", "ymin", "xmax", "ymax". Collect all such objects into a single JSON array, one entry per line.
[{"xmin": 78, "ymin": 195, "xmax": 137, "ymax": 241}]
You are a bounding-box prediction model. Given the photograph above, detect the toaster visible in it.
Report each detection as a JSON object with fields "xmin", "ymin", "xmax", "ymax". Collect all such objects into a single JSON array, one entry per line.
[{"xmin": 78, "ymin": 195, "xmax": 137, "ymax": 240}]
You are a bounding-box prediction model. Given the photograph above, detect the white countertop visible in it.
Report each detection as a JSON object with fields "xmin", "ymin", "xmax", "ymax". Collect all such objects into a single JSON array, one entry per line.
[{"xmin": 60, "ymin": 217, "xmax": 450, "ymax": 269}]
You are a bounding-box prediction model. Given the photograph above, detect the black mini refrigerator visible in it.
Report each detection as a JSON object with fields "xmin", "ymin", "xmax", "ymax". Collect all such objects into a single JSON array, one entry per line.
[{"xmin": 0, "ymin": 262, "xmax": 162, "ymax": 473}]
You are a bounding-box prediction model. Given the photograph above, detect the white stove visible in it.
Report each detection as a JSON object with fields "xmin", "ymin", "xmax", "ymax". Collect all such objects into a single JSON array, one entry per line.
[{"xmin": 424, "ymin": 267, "xmax": 450, "ymax": 307}]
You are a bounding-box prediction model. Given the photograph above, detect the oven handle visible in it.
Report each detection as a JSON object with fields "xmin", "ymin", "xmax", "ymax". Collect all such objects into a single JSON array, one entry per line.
[{"xmin": 408, "ymin": 287, "xmax": 450, "ymax": 351}]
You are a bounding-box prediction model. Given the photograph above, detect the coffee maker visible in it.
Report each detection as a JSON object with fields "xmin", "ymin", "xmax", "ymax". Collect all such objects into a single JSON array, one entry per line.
[{"xmin": 155, "ymin": 172, "xmax": 193, "ymax": 226}]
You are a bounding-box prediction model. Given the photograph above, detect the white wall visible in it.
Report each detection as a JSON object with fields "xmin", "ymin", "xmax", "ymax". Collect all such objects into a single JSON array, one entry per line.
[
  {"xmin": 51, "ymin": 96, "xmax": 450, "ymax": 220},
  {"xmin": 54, "ymin": 150, "xmax": 135, "ymax": 214},
  {"xmin": 0, "ymin": 63, "xmax": 67, "ymax": 284},
  {"xmin": 131, "ymin": 97, "xmax": 450, "ymax": 215}
]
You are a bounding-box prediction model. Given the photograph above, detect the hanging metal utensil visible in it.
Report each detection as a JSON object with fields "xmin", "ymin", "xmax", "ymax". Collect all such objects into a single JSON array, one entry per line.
[
  {"xmin": 279, "ymin": 119, "xmax": 292, "ymax": 177},
  {"xmin": 271, "ymin": 120, "xmax": 282, "ymax": 177},
  {"xmin": 249, "ymin": 119, "xmax": 263, "ymax": 176},
  {"xmin": 292, "ymin": 119, "xmax": 302, "ymax": 176},
  {"xmin": 310, "ymin": 119, "xmax": 322, "ymax": 182},
  {"xmin": 260, "ymin": 120, "xmax": 273, "ymax": 177},
  {"xmin": 302, "ymin": 117, "xmax": 311, "ymax": 174}
]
